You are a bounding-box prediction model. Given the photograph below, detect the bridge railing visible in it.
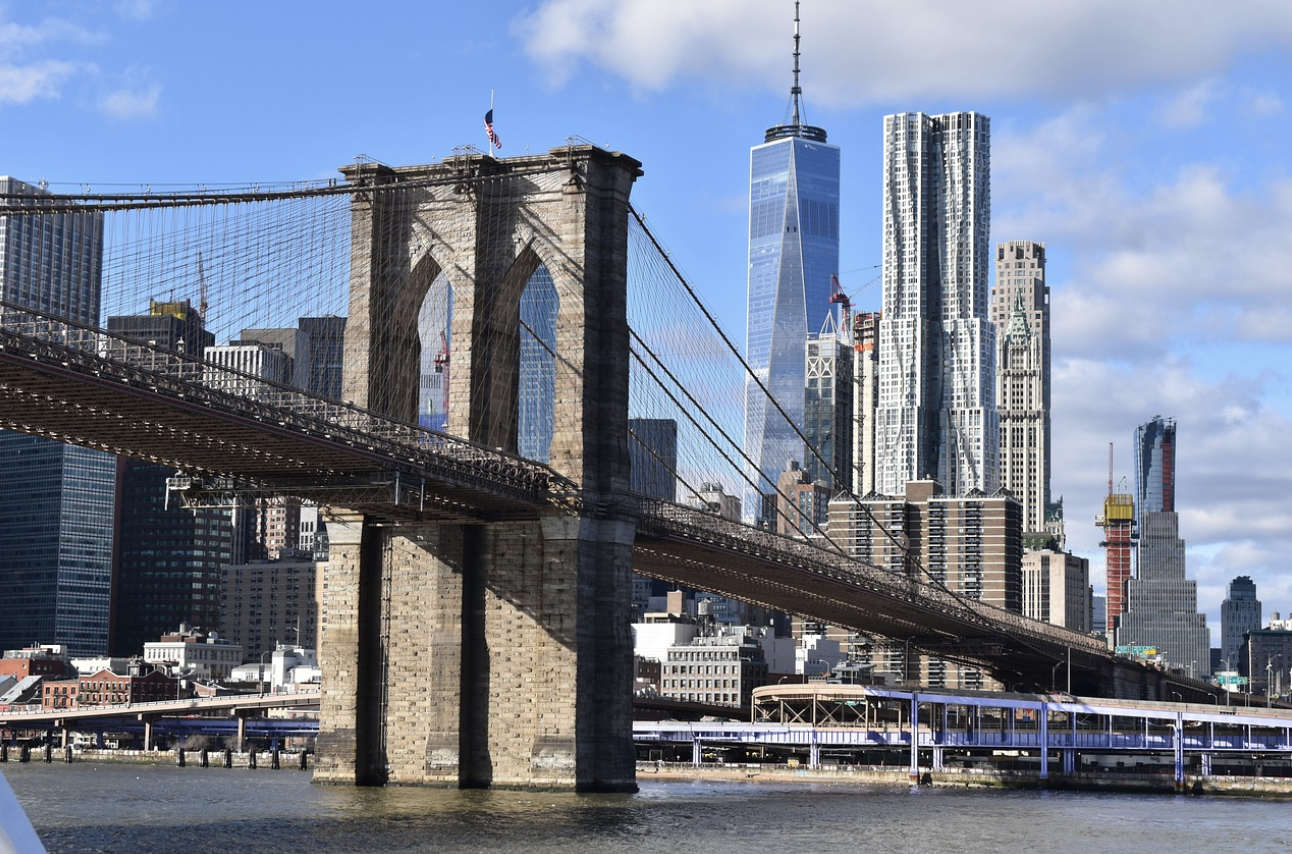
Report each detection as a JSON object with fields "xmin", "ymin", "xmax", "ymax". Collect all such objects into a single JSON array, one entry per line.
[
  {"xmin": 635, "ymin": 498, "xmax": 1109, "ymax": 659},
  {"xmin": 0, "ymin": 303, "xmax": 566, "ymax": 501}
]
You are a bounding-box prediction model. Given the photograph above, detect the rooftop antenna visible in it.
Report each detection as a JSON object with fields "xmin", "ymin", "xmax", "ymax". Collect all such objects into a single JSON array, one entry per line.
[
  {"xmin": 765, "ymin": 1, "xmax": 826, "ymax": 143},
  {"xmin": 790, "ymin": 1, "xmax": 803, "ymax": 128}
]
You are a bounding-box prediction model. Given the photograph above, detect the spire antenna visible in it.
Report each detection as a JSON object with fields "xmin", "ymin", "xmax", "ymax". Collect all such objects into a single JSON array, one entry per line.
[
  {"xmin": 764, "ymin": 0, "xmax": 826, "ymax": 143},
  {"xmin": 791, "ymin": 0, "xmax": 802, "ymax": 127}
]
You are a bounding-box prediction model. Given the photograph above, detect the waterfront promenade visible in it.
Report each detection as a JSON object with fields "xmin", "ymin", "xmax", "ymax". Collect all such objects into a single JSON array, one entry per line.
[{"xmin": 635, "ymin": 684, "xmax": 1292, "ymax": 794}]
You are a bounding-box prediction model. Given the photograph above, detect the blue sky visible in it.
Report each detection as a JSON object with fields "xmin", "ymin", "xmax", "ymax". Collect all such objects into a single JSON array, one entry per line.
[{"xmin": 7, "ymin": 0, "xmax": 1292, "ymax": 643}]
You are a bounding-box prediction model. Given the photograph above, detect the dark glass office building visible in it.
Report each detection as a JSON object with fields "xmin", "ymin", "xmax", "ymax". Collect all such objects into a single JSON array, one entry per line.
[
  {"xmin": 0, "ymin": 176, "xmax": 115, "ymax": 656},
  {"xmin": 104, "ymin": 300, "xmax": 234, "ymax": 655}
]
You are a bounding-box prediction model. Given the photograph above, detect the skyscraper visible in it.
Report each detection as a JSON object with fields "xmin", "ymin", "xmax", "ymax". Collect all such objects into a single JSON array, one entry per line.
[
  {"xmin": 992, "ymin": 241, "xmax": 1050, "ymax": 534},
  {"xmin": 0, "ymin": 177, "xmax": 115, "ymax": 656},
  {"xmin": 105, "ymin": 299, "xmax": 236, "ymax": 655},
  {"xmin": 298, "ymin": 315, "xmax": 347, "ymax": 400},
  {"xmin": 518, "ymin": 265, "xmax": 558, "ymax": 462},
  {"xmin": 628, "ymin": 418, "xmax": 678, "ymax": 501},
  {"xmin": 851, "ymin": 311, "xmax": 881, "ymax": 497},
  {"xmin": 802, "ymin": 317, "xmax": 853, "ymax": 490},
  {"xmin": 1135, "ymin": 416, "xmax": 1175, "ymax": 514},
  {"xmin": 1221, "ymin": 575, "xmax": 1260, "ymax": 672},
  {"xmin": 875, "ymin": 112, "xmax": 997, "ymax": 497},
  {"xmin": 112, "ymin": 457, "xmax": 235, "ymax": 655},
  {"xmin": 743, "ymin": 6, "xmax": 840, "ymax": 524},
  {"xmin": 1118, "ymin": 416, "xmax": 1208, "ymax": 677}
]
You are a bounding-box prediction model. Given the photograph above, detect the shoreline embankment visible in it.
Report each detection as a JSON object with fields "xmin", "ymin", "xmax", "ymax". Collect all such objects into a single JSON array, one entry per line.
[{"xmin": 636, "ymin": 761, "xmax": 1292, "ymax": 797}]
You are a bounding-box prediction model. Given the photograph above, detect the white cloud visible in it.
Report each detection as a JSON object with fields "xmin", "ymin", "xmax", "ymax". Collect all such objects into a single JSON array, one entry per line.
[
  {"xmin": 115, "ymin": 0, "xmax": 170, "ymax": 21},
  {"xmin": 1156, "ymin": 80, "xmax": 1218, "ymax": 129},
  {"xmin": 99, "ymin": 82, "xmax": 159, "ymax": 119},
  {"xmin": 988, "ymin": 97, "xmax": 1292, "ymax": 639},
  {"xmin": 0, "ymin": 60, "xmax": 75, "ymax": 105},
  {"xmin": 1245, "ymin": 90, "xmax": 1284, "ymax": 116},
  {"xmin": 0, "ymin": 9, "xmax": 102, "ymax": 109},
  {"xmin": 514, "ymin": 0, "xmax": 1292, "ymax": 105}
]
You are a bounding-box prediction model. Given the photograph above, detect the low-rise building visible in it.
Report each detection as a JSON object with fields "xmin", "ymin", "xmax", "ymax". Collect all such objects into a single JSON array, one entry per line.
[
  {"xmin": 143, "ymin": 626, "xmax": 243, "ymax": 680},
  {"xmin": 228, "ymin": 646, "xmax": 319, "ymax": 692},
  {"xmin": 659, "ymin": 631, "xmax": 769, "ymax": 708},
  {"xmin": 41, "ymin": 678, "xmax": 79, "ymax": 710},
  {"xmin": 0, "ymin": 645, "xmax": 71, "ymax": 681},
  {"xmin": 75, "ymin": 668, "xmax": 177, "ymax": 707},
  {"xmin": 1239, "ymin": 615, "xmax": 1292, "ymax": 697}
]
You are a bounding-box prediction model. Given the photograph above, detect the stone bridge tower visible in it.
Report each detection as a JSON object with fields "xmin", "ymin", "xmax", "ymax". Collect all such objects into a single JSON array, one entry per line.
[{"xmin": 314, "ymin": 145, "xmax": 643, "ymax": 791}]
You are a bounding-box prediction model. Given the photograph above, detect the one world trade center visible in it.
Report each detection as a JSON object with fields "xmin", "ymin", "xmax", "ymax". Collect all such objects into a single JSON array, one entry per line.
[{"xmin": 743, "ymin": 3, "xmax": 840, "ymax": 525}]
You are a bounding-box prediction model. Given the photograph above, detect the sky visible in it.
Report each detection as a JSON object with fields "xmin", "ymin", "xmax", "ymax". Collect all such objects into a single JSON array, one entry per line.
[{"xmin": 6, "ymin": 0, "xmax": 1292, "ymax": 646}]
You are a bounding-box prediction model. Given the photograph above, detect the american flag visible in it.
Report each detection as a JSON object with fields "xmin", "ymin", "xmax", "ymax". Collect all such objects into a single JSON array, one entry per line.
[{"xmin": 484, "ymin": 109, "xmax": 501, "ymax": 150}]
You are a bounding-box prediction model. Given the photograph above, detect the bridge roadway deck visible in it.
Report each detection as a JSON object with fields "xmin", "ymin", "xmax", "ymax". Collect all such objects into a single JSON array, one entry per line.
[
  {"xmin": 634, "ymin": 501, "xmax": 1113, "ymax": 689},
  {"xmin": 0, "ymin": 313, "xmax": 1132, "ymax": 688},
  {"xmin": 0, "ymin": 311, "xmax": 556, "ymax": 522}
]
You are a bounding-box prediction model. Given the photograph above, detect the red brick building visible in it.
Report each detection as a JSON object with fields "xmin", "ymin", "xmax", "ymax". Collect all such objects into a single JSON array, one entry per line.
[
  {"xmin": 40, "ymin": 669, "xmax": 176, "ymax": 710},
  {"xmin": 77, "ymin": 669, "xmax": 176, "ymax": 707},
  {"xmin": 41, "ymin": 679, "xmax": 80, "ymax": 710}
]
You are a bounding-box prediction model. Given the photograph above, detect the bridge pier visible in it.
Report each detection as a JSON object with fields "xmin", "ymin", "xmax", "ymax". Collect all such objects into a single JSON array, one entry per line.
[
  {"xmin": 316, "ymin": 512, "xmax": 637, "ymax": 790},
  {"xmin": 316, "ymin": 146, "xmax": 643, "ymax": 791}
]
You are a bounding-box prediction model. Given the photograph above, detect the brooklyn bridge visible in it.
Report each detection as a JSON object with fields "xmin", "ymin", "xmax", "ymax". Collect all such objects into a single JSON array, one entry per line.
[{"xmin": 0, "ymin": 145, "xmax": 1193, "ymax": 791}]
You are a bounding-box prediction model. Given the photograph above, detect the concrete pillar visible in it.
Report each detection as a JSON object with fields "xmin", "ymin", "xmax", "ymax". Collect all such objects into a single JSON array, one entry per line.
[
  {"xmin": 235, "ymin": 712, "xmax": 247, "ymax": 754},
  {"xmin": 908, "ymin": 695, "xmax": 920, "ymax": 783},
  {"xmin": 142, "ymin": 716, "xmax": 154, "ymax": 751},
  {"xmin": 1173, "ymin": 713, "xmax": 1185, "ymax": 792},
  {"xmin": 1039, "ymin": 703, "xmax": 1049, "ymax": 782}
]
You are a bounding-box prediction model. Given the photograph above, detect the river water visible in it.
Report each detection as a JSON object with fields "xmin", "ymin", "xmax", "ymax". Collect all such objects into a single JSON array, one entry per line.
[{"xmin": 3, "ymin": 762, "xmax": 1288, "ymax": 854}]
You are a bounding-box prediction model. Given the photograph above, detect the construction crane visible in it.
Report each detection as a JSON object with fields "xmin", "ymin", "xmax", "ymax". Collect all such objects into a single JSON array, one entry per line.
[
  {"xmin": 828, "ymin": 274, "xmax": 851, "ymax": 340},
  {"xmin": 829, "ymin": 271, "xmax": 881, "ymax": 347}
]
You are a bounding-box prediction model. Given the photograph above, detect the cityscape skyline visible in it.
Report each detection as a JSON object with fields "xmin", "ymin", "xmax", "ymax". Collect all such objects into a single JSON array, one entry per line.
[{"xmin": 5, "ymin": 1, "xmax": 1292, "ymax": 642}]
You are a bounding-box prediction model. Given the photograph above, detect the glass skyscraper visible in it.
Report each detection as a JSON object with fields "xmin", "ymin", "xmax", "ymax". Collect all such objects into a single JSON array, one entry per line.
[
  {"xmin": 0, "ymin": 176, "xmax": 115, "ymax": 656},
  {"xmin": 1119, "ymin": 415, "xmax": 1208, "ymax": 677},
  {"xmin": 875, "ymin": 112, "xmax": 997, "ymax": 497},
  {"xmin": 104, "ymin": 300, "xmax": 234, "ymax": 655},
  {"xmin": 1135, "ymin": 415, "xmax": 1175, "ymax": 514},
  {"xmin": 743, "ymin": 13, "xmax": 840, "ymax": 524},
  {"xmin": 518, "ymin": 265, "xmax": 558, "ymax": 463}
]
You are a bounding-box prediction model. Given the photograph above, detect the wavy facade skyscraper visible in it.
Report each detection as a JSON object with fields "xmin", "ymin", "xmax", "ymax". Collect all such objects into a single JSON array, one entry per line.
[
  {"xmin": 743, "ymin": 6, "xmax": 839, "ymax": 524},
  {"xmin": 875, "ymin": 112, "xmax": 997, "ymax": 497}
]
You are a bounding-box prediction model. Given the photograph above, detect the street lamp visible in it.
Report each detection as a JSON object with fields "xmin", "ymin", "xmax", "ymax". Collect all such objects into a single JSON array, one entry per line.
[{"xmin": 1051, "ymin": 662, "xmax": 1063, "ymax": 691}]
